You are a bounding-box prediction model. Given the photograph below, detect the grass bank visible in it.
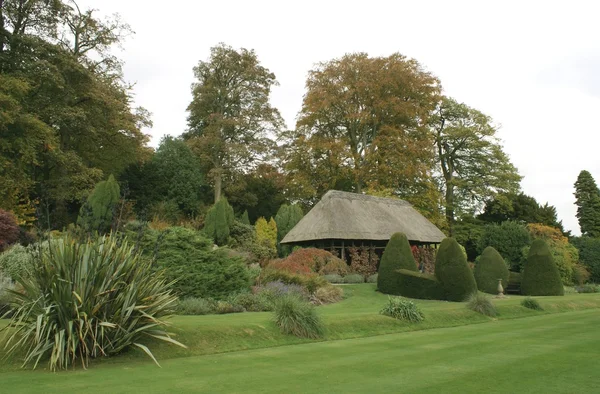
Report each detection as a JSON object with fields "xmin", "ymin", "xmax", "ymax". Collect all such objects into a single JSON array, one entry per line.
[{"xmin": 2, "ymin": 284, "xmax": 599, "ymax": 372}]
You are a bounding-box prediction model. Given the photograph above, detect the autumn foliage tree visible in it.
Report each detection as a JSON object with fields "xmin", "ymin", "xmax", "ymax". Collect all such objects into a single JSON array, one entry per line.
[
  {"xmin": 283, "ymin": 52, "xmax": 441, "ymax": 210},
  {"xmin": 185, "ymin": 43, "xmax": 284, "ymax": 203}
]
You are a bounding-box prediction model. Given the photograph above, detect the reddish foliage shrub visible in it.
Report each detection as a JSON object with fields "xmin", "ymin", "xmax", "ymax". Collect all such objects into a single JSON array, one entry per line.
[
  {"xmin": 411, "ymin": 245, "xmax": 436, "ymax": 274},
  {"xmin": 276, "ymin": 248, "xmax": 343, "ymax": 273},
  {"xmin": 267, "ymin": 259, "xmax": 313, "ymax": 275},
  {"xmin": 319, "ymin": 258, "xmax": 349, "ymax": 276},
  {"xmin": 348, "ymin": 246, "xmax": 378, "ymax": 278},
  {"xmin": 0, "ymin": 210, "xmax": 20, "ymax": 252}
]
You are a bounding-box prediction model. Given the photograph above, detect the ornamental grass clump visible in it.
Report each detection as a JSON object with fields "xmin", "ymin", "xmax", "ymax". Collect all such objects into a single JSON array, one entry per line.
[
  {"xmin": 3, "ymin": 234, "xmax": 185, "ymax": 371},
  {"xmin": 380, "ymin": 297, "xmax": 424, "ymax": 323},
  {"xmin": 466, "ymin": 293, "xmax": 497, "ymax": 317},
  {"xmin": 521, "ymin": 297, "xmax": 543, "ymax": 311},
  {"xmin": 273, "ymin": 294, "xmax": 324, "ymax": 339}
]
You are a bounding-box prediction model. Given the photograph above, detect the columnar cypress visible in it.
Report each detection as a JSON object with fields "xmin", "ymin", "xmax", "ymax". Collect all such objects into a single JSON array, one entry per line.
[
  {"xmin": 241, "ymin": 210, "xmax": 250, "ymax": 225},
  {"xmin": 204, "ymin": 198, "xmax": 234, "ymax": 245},
  {"xmin": 435, "ymin": 238, "xmax": 477, "ymax": 301},
  {"xmin": 274, "ymin": 204, "xmax": 304, "ymax": 256},
  {"xmin": 377, "ymin": 233, "xmax": 417, "ymax": 295},
  {"xmin": 574, "ymin": 170, "xmax": 600, "ymax": 237},
  {"xmin": 521, "ymin": 239, "xmax": 564, "ymax": 296}
]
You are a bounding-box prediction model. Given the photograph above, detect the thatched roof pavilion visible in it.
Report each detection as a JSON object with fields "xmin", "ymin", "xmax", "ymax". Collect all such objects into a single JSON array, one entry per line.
[{"xmin": 281, "ymin": 190, "xmax": 445, "ymax": 257}]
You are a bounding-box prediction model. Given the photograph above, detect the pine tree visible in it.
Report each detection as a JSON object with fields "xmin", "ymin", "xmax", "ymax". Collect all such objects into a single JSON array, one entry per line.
[
  {"xmin": 77, "ymin": 175, "xmax": 120, "ymax": 233},
  {"xmin": 274, "ymin": 204, "xmax": 304, "ymax": 256},
  {"xmin": 377, "ymin": 233, "xmax": 417, "ymax": 295},
  {"xmin": 574, "ymin": 170, "xmax": 600, "ymax": 237}
]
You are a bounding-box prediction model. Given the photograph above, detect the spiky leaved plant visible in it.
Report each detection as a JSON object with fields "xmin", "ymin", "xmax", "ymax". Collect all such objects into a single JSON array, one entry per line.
[{"xmin": 3, "ymin": 234, "xmax": 185, "ymax": 371}]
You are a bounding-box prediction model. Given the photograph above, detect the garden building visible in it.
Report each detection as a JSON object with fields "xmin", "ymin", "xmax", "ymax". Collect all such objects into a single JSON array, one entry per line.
[{"xmin": 281, "ymin": 190, "xmax": 446, "ymax": 259}]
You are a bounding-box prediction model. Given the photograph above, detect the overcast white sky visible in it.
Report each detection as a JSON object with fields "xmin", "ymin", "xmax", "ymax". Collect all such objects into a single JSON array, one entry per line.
[{"xmin": 81, "ymin": 0, "xmax": 600, "ymax": 234}]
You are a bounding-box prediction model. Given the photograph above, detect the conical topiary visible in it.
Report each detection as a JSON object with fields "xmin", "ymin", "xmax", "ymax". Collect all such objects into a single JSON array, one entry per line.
[
  {"xmin": 521, "ymin": 239, "xmax": 564, "ymax": 296},
  {"xmin": 435, "ymin": 238, "xmax": 477, "ymax": 301},
  {"xmin": 377, "ymin": 233, "xmax": 417, "ymax": 295},
  {"xmin": 474, "ymin": 246, "xmax": 509, "ymax": 294}
]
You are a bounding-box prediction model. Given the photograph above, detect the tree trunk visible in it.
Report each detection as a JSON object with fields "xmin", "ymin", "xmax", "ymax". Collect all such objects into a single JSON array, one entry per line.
[
  {"xmin": 214, "ymin": 168, "xmax": 222, "ymax": 203},
  {"xmin": 445, "ymin": 180, "xmax": 455, "ymax": 236}
]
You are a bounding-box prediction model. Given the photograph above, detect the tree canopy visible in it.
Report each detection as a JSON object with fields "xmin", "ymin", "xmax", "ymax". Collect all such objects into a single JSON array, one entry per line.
[
  {"xmin": 430, "ymin": 97, "xmax": 521, "ymax": 234},
  {"xmin": 185, "ymin": 43, "xmax": 284, "ymax": 203}
]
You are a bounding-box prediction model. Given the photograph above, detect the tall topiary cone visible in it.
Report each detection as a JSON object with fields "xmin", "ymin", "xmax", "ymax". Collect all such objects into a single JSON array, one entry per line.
[
  {"xmin": 521, "ymin": 239, "xmax": 564, "ymax": 296},
  {"xmin": 377, "ymin": 233, "xmax": 417, "ymax": 295},
  {"xmin": 435, "ymin": 238, "xmax": 477, "ymax": 301},
  {"xmin": 474, "ymin": 246, "xmax": 509, "ymax": 294}
]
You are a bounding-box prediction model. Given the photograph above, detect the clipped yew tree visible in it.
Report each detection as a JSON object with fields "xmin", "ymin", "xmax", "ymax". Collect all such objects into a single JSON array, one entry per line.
[
  {"xmin": 521, "ymin": 239, "xmax": 564, "ymax": 296},
  {"xmin": 378, "ymin": 233, "xmax": 417, "ymax": 295},
  {"xmin": 435, "ymin": 238, "xmax": 477, "ymax": 301},
  {"xmin": 474, "ymin": 246, "xmax": 510, "ymax": 294}
]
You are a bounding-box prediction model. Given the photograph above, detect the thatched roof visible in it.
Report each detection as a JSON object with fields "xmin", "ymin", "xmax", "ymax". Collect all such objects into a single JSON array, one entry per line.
[{"xmin": 281, "ymin": 190, "xmax": 446, "ymax": 244}]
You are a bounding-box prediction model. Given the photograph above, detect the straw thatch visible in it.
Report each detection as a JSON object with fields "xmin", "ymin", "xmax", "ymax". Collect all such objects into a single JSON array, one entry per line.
[{"xmin": 281, "ymin": 190, "xmax": 445, "ymax": 244}]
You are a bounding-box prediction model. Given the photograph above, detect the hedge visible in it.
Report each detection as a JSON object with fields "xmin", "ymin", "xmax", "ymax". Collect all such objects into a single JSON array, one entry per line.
[
  {"xmin": 435, "ymin": 238, "xmax": 477, "ymax": 302},
  {"xmin": 474, "ymin": 246, "xmax": 509, "ymax": 294},
  {"xmin": 378, "ymin": 233, "xmax": 416, "ymax": 294},
  {"xmin": 521, "ymin": 239, "xmax": 564, "ymax": 296},
  {"xmin": 396, "ymin": 269, "xmax": 445, "ymax": 300}
]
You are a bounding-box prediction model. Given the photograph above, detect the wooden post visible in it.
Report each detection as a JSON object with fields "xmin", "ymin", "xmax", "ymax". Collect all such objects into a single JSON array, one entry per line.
[{"xmin": 341, "ymin": 240, "xmax": 345, "ymax": 260}]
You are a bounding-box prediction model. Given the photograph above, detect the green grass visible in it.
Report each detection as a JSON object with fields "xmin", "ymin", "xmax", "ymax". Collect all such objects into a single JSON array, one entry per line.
[
  {"xmin": 1, "ymin": 284, "xmax": 600, "ymax": 393},
  {"xmin": 1, "ymin": 309, "xmax": 599, "ymax": 393}
]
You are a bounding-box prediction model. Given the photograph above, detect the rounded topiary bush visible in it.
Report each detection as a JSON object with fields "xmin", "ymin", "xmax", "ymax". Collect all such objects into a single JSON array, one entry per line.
[
  {"xmin": 474, "ymin": 246, "xmax": 509, "ymax": 294},
  {"xmin": 521, "ymin": 239, "xmax": 564, "ymax": 296},
  {"xmin": 378, "ymin": 233, "xmax": 417, "ymax": 295},
  {"xmin": 435, "ymin": 238, "xmax": 477, "ymax": 301}
]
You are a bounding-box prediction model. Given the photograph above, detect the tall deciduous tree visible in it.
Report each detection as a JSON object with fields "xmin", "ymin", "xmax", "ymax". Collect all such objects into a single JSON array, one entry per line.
[
  {"xmin": 185, "ymin": 43, "xmax": 284, "ymax": 203},
  {"xmin": 289, "ymin": 52, "xmax": 440, "ymax": 197},
  {"xmin": 430, "ymin": 97, "xmax": 521, "ymax": 235},
  {"xmin": 574, "ymin": 170, "xmax": 600, "ymax": 237},
  {"xmin": 0, "ymin": 0, "xmax": 150, "ymax": 227}
]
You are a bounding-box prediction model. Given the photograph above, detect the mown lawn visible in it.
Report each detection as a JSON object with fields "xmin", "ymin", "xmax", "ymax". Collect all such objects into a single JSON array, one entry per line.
[
  {"xmin": 1, "ymin": 284, "xmax": 600, "ymax": 393},
  {"xmin": 1, "ymin": 309, "xmax": 599, "ymax": 393}
]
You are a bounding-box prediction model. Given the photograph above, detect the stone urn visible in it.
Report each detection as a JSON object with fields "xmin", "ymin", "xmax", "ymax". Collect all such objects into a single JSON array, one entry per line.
[{"xmin": 497, "ymin": 279, "xmax": 505, "ymax": 298}]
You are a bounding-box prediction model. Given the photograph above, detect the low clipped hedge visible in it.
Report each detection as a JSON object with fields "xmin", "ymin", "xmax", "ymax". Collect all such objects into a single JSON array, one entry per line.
[{"xmin": 396, "ymin": 269, "xmax": 445, "ymax": 300}]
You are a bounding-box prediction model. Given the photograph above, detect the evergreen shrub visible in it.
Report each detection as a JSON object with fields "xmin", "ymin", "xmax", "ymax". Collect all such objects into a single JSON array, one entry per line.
[
  {"xmin": 521, "ymin": 239, "xmax": 564, "ymax": 296},
  {"xmin": 378, "ymin": 233, "xmax": 417, "ymax": 294},
  {"xmin": 435, "ymin": 238, "xmax": 478, "ymax": 301},
  {"xmin": 474, "ymin": 246, "xmax": 509, "ymax": 294}
]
